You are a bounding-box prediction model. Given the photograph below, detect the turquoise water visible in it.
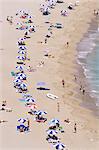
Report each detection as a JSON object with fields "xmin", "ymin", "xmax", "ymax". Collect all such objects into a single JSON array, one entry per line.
[{"xmin": 77, "ymin": 17, "xmax": 99, "ymax": 106}]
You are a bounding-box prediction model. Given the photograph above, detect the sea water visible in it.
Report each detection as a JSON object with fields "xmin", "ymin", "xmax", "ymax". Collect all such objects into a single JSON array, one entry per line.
[{"xmin": 77, "ymin": 17, "xmax": 99, "ymax": 106}]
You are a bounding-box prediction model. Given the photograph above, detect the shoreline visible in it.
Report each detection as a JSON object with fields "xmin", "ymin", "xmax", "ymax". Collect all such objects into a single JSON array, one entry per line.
[{"xmin": 76, "ymin": 16, "xmax": 99, "ymax": 118}]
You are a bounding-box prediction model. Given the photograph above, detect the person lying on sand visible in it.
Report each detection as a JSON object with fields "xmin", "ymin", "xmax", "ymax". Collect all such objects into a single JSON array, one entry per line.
[
  {"xmin": 0, "ymin": 120, "xmax": 8, "ymax": 123},
  {"xmin": 44, "ymin": 53, "xmax": 55, "ymax": 58},
  {"xmin": 37, "ymin": 61, "xmax": 44, "ymax": 67},
  {"xmin": 64, "ymin": 118, "xmax": 70, "ymax": 123}
]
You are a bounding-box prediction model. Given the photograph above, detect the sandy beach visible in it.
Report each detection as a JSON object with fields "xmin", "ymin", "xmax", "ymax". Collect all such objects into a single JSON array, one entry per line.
[{"xmin": 0, "ymin": 0, "xmax": 99, "ymax": 150}]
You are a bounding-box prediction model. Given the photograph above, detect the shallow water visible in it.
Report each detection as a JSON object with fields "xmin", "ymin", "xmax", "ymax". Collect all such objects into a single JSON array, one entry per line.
[{"xmin": 77, "ymin": 16, "xmax": 99, "ymax": 106}]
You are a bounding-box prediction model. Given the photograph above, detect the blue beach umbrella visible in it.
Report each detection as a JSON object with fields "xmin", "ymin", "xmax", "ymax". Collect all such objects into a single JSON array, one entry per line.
[
  {"xmin": 36, "ymin": 110, "xmax": 47, "ymax": 116},
  {"xmin": 47, "ymin": 130, "xmax": 58, "ymax": 135},
  {"xmin": 19, "ymin": 46, "xmax": 26, "ymax": 50},
  {"xmin": 15, "ymin": 76, "xmax": 23, "ymax": 80},
  {"xmin": 20, "ymin": 83, "xmax": 27, "ymax": 89},
  {"xmin": 13, "ymin": 79, "xmax": 22, "ymax": 83},
  {"xmin": 26, "ymin": 97, "xmax": 36, "ymax": 103},
  {"xmin": 50, "ymin": 119, "xmax": 60, "ymax": 124},
  {"xmin": 54, "ymin": 143, "xmax": 65, "ymax": 150},
  {"xmin": 18, "ymin": 118, "xmax": 27, "ymax": 123},
  {"xmin": 16, "ymin": 65, "xmax": 24, "ymax": 71},
  {"xmin": 18, "ymin": 51, "xmax": 26, "ymax": 55},
  {"xmin": 17, "ymin": 73, "xmax": 26, "ymax": 79},
  {"xmin": 17, "ymin": 56, "xmax": 25, "ymax": 60}
]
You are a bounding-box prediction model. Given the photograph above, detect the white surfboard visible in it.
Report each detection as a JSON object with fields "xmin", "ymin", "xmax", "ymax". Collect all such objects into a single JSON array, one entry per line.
[{"xmin": 46, "ymin": 93, "xmax": 59, "ymax": 100}]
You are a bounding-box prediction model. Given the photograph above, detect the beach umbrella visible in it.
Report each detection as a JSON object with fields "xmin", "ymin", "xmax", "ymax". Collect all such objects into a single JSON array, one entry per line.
[
  {"xmin": 17, "ymin": 56, "xmax": 25, "ymax": 60},
  {"xmin": 13, "ymin": 79, "xmax": 22, "ymax": 83},
  {"xmin": 50, "ymin": 119, "xmax": 59, "ymax": 124},
  {"xmin": 36, "ymin": 110, "xmax": 47, "ymax": 116},
  {"xmin": 17, "ymin": 73, "xmax": 26, "ymax": 79},
  {"xmin": 49, "ymin": 122, "xmax": 56, "ymax": 127},
  {"xmin": 18, "ymin": 51, "xmax": 26, "ymax": 55},
  {"xmin": 15, "ymin": 76, "xmax": 23, "ymax": 80},
  {"xmin": 22, "ymin": 94, "xmax": 32, "ymax": 98},
  {"xmin": 26, "ymin": 97, "xmax": 36, "ymax": 103},
  {"xmin": 19, "ymin": 46, "xmax": 26, "ymax": 50},
  {"xmin": 16, "ymin": 65, "xmax": 24, "ymax": 71},
  {"xmin": 18, "ymin": 118, "xmax": 27, "ymax": 123},
  {"xmin": 47, "ymin": 130, "xmax": 58, "ymax": 136},
  {"xmin": 20, "ymin": 83, "xmax": 27, "ymax": 89},
  {"xmin": 54, "ymin": 143, "xmax": 65, "ymax": 150},
  {"xmin": 18, "ymin": 50, "xmax": 27, "ymax": 54}
]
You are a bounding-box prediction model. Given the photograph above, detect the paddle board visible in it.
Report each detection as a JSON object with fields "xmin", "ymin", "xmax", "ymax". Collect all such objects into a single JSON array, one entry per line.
[{"xmin": 46, "ymin": 93, "xmax": 59, "ymax": 100}]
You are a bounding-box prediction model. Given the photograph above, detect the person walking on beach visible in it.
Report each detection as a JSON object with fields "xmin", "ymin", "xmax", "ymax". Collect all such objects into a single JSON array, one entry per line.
[
  {"xmin": 57, "ymin": 102, "xmax": 60, "ymax": 112},
  {"xmin": 62, "ymin": 79, "xmax": 65, "ymax": 88},
  {"xmin": 74, "ymin": 123, "xmax": 77, "ymax": 133}
]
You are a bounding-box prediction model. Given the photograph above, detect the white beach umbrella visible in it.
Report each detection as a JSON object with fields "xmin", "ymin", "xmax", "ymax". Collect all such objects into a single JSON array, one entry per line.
[
  {"xmin": 18, "ymin": 51, "xmax": 26, "ymax": 55},
  {"xmin": 36, "ymin": 110, "xmax": 47, "ymax": 116},
  {"xmin": 16, "ymin": 65, "xmax": 24, "ymax": 71},
  {"xmin": 49, "ymin": 122, "xmax": 56, "ymax": 127},
  {"xmin": 17, "ymin": 73, "xmax": 26, "ymax": 79},
  {"xmin": 26, "ymin": 97, "xmax": 36, "ymax": 103},
  {"xmin": 17, "ymin": 56, "xmax": 25, "ymax": 60},
  {"xmin": 15, "ymin": 76, "xmax": 23, "ymax": 80},
  {"xmin": 54, "ymin": 142, "xmax": 65, "ymax": 150},
  {"xmin": 13, "ymin": 79, "xmax": 22, "ymax": 83},
  {"xmin": 18, "ymin": 118, "xmax": 27, "ymax": 123},
  {"xmin": 20, "ymin": 83, "xmax": 27, "ymax": 89},
  {"xmin": 50, "ymin": 119, "xmax": 60, "ymax": 124},
  {"xmin": 19, "ymin": 46, "xmax": 26, "ymax": 50}
]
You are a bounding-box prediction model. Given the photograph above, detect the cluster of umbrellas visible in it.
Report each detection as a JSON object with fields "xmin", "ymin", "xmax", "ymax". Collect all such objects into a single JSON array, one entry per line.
[
  {"xmin": 11, "ymin": 4, "xmax": 68, "ymax": 149},
  {"xmin": 16, "ymin": 10, "xmax": 36, "ymax": 33},
  {"xmin": 46, "ymin": 119, "xmax": 66, "ymax": 150},
  {"xmin": 40, "ymin": 0, "xmax": 59, "ymax": 15}
]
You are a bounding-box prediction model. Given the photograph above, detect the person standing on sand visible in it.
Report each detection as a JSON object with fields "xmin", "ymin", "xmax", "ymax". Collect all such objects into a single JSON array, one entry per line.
[
  {"xmin": 74, "ymin": 123, "xmax": 77, "ymax": 133},
  {"xmin": 62, "ymin": 79, "xmax": 65, "ymax": 88},
  {"xmin": 45, "ymin": 38, "xmax": 47, "ymax": 44},
  {"xmin": 74, "ymin": 75, "xmax": 77, "ymax": 81},
  {"xmin": 66, "ymin": 42, "xmax": 69, "ymax": 48},
  {"xmin": 82, "ymin": 89, "xmax": 85, "ymax": 95},
  {"xmin": 27, "ymin": 118, "xmax": 30, "ymax": 130}
]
